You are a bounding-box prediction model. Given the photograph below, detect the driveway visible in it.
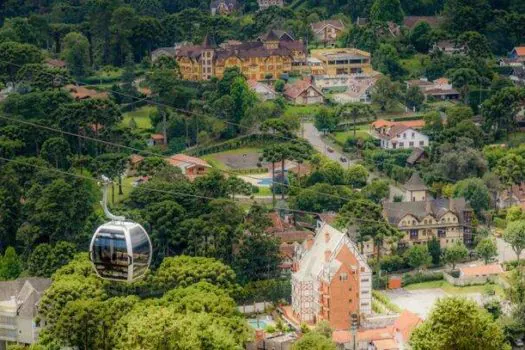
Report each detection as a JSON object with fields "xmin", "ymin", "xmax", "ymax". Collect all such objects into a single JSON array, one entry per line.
[
  {"xmin": 384, "ymin": 288, "xmax": 483, "ymax": 319},
  {"xmin": 496, "ymin": 237, "xmax": 525, "ymax": 262},
  {"xmin": 300, "ymin": 122, "xmax": 405, "ymax": 200}
]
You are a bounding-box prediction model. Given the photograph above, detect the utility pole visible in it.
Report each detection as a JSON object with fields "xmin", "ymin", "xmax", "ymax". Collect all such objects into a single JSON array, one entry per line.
[{"xmin": 351, "ymin": 312, "xmax": 358, "ymax": 350}]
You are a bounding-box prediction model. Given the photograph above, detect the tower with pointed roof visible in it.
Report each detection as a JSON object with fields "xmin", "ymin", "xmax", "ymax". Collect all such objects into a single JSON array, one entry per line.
[
  {"xmin": 263, "ymin": 29, "xmax": 281, "ymax": 50},
  {"xmin": 404, "ymin": 172, "xmax": 428, "ymax": 202},
  {"xmin": 200, "ymin": 34, "xmax": 216, "ymax": 80}
]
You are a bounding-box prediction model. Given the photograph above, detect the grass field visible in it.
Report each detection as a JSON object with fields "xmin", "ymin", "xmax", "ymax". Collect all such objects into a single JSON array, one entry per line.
[
  {"xmin": 405, "ymin": 280, "xmax": 504, "ymax": 296},
  {"xmin": 201, "ymin": 147, "xmax": 263, "ymax": 170},
  {"xmin": 122, "ymin": 106, "xmax": 155, "ymax": 129},
  {"xmin": 284, "ymin": 104, "xmax": 322, "ymax": 119},
  {"xmin": 333, "ymin": 125, "xmax": 371, "ymax": 143},
  {"xmin": 400, "ymin": 54, "xmax": 429, "ymax": 77}
]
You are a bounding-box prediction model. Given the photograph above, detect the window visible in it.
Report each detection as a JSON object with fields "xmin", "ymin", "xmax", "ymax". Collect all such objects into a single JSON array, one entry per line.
[
  {"xmin": 412, "ymin": 132, "xmax": 415, "ymax": 138},
  {"xmin": 340, "ymin": 273, "xmax": 348, "ymax": 281},
  {"xmin": 409, "ymin": 141, "xmax": 414, "ymax": 147},
  {"xmin": 438, "ymin": 228, "xmax": 446, "ymax": 238},
  {"xmin": 362, "ymin": 290, "xmax": 369, "ymax": 294},
  {"xmin": 410, "ymin": 229, "xmax": 418, "ymax": 239},
  {"xmin": 420, "ymin": 141, "xmax": 425, "ymax": 146},
  {"xmin": 403, "ymin": 133, "xmax": 406, "ymax": 139},
  {"xmin": 361, "ymin": 278, "xmax": 369, "ymax": 282},
  {"xmin": 399, "ymin": 142, "xmax": 404, "ymax": 147}
]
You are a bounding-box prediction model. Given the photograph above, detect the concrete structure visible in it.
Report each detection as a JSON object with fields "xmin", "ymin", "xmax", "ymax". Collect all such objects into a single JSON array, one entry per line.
[
  {"xmin": 166, "ymin": 154, "xmax": 211, "ymax": 180},
  {"xmin": 210, "ymin": 0, "xmax": 238, "ymax": 15},
  {"xmin": 383, "ymin": 194, "xmax": 474, "ymax": 248},
  {"xmin": 152, "ymin": 31, "xmax": 306, "ymax": 81},
  {"xmin": 283, "ymin": 79, "xmax": 324, "ymax": 105},
  {"xmin": 0, "ymin": 278, "xmax": 51, "ymax": 349},
  {"xmin": 310, "ymin": 48, "xmax": 372, "ymax": 76},
  {"xmin": 248, "ymin": 80, "xmax": 276, "ymax": 101},
  {"xmin": 291, "ymin": 223, "xmax": 372, "ymax": 330},
  {"xmin": 310, "ymin": 20, "xmax": 345, "ymax": 45},
  {"xmin": 257, "ymin": 0, "xmax": 283, "ymax": 10}
]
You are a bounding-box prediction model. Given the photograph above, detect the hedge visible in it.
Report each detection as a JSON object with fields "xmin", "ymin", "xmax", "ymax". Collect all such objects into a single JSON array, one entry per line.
[
  {"xmin": 185, "ymin": 134, "xmax": 284, "ymax": 157},
  {"xmin": 402, "ymin": 272, "xmax": 444, "ymax": 286}
]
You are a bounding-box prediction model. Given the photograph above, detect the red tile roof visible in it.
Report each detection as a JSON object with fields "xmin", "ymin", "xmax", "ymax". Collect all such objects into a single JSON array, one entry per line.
[
  {"xmin": 150, "ymin": 134, "xmax": 164, "ymax": 141},
  {"xmin": 514, "ymin": 47, "xmax": 525, "ymax": 56},
  {"xmin": 460, "ymin": 263, "xmax": 503, "ymax": 277},
  {"xmin": 284, "ymin": 79, "xmax": 323, "ymax": 100},
  {"xmin": 392, "ymin": 310, "xmax": 423, "ymax": 343}
]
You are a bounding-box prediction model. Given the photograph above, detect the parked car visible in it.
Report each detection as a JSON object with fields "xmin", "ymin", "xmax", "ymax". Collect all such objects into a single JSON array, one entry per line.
[{"xmin": 327, "ymin": 147, "xmax": 334, "ymax": 153}]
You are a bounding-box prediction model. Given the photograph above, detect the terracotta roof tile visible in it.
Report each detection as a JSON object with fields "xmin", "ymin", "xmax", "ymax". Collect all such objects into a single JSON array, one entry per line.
[
  {"xmin": 514, "ymin": 47, "xmax": 525, "ymax": 56},
  {"xmin": 460, "ymin": 263, "xmax": 503, "ymax": 277},
  {"xmin": 392, "ymin": 310, "xmax": 422, "ymax": 343}
]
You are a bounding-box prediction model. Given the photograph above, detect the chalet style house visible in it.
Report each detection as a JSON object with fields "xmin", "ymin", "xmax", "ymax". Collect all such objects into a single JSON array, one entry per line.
[
  {"xmin": 283, "ymin": 79, "xmax": 324, "ymax": 105},
  {"xmin": 383, "ymin": 173, "xmax": 474, "ymax": 248},
  {"xmin": 291, "ymin": 223, "xmax": 372, "ymax": 330},
  {"xmin": 310, "ymin": 19, "xmax": 345, "ymax": 45},
  {"xmin": 153, "ymin": 31, "xmax": 306, "ymax": 81}
]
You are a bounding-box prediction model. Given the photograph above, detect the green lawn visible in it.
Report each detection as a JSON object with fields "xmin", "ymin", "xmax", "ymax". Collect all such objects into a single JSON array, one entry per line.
[
  {"xmin": 333, "ymin": 126, "xmax": 371, "ymax": 143},
  {"xmin": 405, "ymin": 280, "xmax": 504, "ymax": 296},
  {"xmin": 400, "ymin": 54, "xmax": 429, "ymax": 77},
  {"xmin": 122, "ymin": 106, "xmax": 156, "ymax": 130},
  {"xmin": 201, "ymin": 147, "xmax": 263, "ymax": 170},
  {"xmin": 284, "ymin": 104, "xmax": 323, "ymax": 119}
]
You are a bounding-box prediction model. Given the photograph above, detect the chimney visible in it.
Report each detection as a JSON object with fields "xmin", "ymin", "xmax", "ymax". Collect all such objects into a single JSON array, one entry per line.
[
  {"xmin": 325, "ymin": 250, "xmax": 331, "ymax": 262},
  {"xmin": 324, "ymin": 231, "xmax": 330, "ymax": 243},
  {"xmin": 306, "ymin": 238, "xmax": 314, "ymax": 250}
]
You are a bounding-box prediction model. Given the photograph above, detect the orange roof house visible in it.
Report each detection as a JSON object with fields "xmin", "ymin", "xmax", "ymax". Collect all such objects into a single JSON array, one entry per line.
[
  {"xmin": 332, "ymin": 310, "xmax": 422, "ymax": 349},
  {"xmin": 167, "ymin": 154, "xmax": 211, "ymax": 180},
  {"xmin": 460, "ymin": 263, "xmax": 503, "ymax": 278}
]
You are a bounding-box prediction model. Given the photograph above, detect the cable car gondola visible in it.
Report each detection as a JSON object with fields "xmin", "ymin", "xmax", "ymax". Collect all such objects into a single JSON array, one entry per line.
[{"xmin": 89, "ymin": 176, "xmax": 152, "ymax": 282}]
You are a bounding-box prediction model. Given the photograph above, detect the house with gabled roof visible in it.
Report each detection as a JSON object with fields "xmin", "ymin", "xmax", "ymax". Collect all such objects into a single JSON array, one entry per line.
[
  {"xmin": 383, "ymin": 196, "xmax": 474, "ymax": 248},
  {"xmin": 509, "ymin": 46, "xmax": 525, "ymax": 64},
  {"xmin": 372, "ymin": 123, "xmax": 429, "ymax": 150},
  {"xmin": 310, "ymin": 19, "xmax": 345, "ymax": 45},
  {"xmin": 291, "ymin": 223, "xmax": 372, "ymax": 330},
  {"xmin": 283, "ymin": 79, "xmax": 324, "ymax": 105},
  {"xmin": 0, "ymin": 278, "xmax": 52, "ymax": 348}
]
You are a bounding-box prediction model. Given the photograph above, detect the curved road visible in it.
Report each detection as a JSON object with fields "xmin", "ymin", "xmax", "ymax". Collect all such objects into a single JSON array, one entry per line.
[{"xmin": 300, "ymin": 122, "xmax": 405, "ymax": 201}]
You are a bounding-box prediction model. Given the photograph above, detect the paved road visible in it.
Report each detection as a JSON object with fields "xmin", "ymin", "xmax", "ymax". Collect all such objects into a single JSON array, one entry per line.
[
  {"xmin": 300, "ymin": 122, "xmax": 405, "ymax": 200},
  {"xmin": 496, "ymin": 237, "xmax": 525, "ymax": 262}
]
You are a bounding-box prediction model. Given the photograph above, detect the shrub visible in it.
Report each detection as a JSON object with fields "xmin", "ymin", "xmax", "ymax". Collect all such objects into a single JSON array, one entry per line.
[
  {"xmin": 373, "ymin": 274, "xmax": 388, "ymax": 289},
  {"xmin": 379, "ymin": 255, "xmax": 405, "ymax": 272}
]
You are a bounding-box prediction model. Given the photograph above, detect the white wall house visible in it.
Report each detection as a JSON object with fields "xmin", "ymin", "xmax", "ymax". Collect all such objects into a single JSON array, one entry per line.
[{"xmin": 378, "ymin": 125, "xmax": 429, "ymax": 150}]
